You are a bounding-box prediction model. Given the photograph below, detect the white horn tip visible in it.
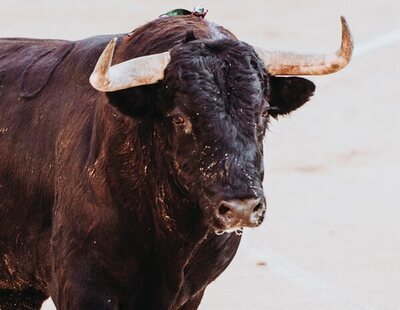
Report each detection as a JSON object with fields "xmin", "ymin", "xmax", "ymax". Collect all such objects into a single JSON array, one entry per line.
[
  {"xmin": 89, "ymin": 37, "xmax": 119, "ymax": 91},
  {"xmin": 338, "ymin": 15, "xmax": 354, "ymax": 63},
  {"xmin": 340, "ymin": 16, "xmax": 347, "ymax": 26},
  {"xmin": 340, "ymin": 16, "xmax": 352, "ymax": 42}
]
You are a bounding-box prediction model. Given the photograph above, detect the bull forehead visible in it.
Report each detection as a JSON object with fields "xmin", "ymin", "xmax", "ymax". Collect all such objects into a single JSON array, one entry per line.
[{"xmin": 167, "ymin": 39, "xmax": 266, "ymax": 116}]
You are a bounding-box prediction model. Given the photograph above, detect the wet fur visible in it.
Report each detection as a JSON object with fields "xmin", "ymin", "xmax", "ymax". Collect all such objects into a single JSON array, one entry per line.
[{"xmin": 0, "ymin": 16, "xmax": 315, "ymax": 309}]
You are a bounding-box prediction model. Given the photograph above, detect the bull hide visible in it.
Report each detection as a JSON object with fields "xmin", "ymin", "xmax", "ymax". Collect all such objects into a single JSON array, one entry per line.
[{"xmin": 0, "ymin": 15, "xmax": 316, "ymax": 309}]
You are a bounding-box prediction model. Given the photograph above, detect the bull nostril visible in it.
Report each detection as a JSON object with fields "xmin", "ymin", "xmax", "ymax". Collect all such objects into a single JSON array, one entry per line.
[
  {"xmin": 215, "ymin": 198, "xmax": 265, "ymax": 228},
  {"xmin": 253, "ymin": 202, "xmax": 264, "ymax": 214},
  {"xmin": 219, "ymin": 204, "xmax": 230, "ymax": 216}
]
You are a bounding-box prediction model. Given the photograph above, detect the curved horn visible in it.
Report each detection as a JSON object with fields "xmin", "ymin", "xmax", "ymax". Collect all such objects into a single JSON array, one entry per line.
[
  {"xmin": 254, "ymin": 16, "xmax": 353, "ymax": 75},
  {"xmin": 90, "ymin": 37, "xmax": 171, "ymax": 92}
]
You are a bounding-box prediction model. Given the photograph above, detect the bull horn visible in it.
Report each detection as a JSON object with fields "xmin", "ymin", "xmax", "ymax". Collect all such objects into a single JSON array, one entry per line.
[
  {"xmin": 254, "ymin": 16, "xmax": 353, "ymax": 75},
  {"xmin": 90, "ymin": 37, "xmax": 171, "ymax": 92}
]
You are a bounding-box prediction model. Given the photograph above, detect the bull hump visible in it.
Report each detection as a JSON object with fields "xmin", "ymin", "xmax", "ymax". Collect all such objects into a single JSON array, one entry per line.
[
  {"xmin": 0, "ymin": 39, "xmax": 74, "ymax": 99},
  {"xmin": 21, "ymin": 42, "xmax": 74, "ymax": 98}
]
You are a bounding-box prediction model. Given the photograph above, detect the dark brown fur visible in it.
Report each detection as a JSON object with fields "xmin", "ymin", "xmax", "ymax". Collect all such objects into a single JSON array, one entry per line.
[{"xmin": 0, "ymin": 15, "xmax": 315, "ymax": 309}]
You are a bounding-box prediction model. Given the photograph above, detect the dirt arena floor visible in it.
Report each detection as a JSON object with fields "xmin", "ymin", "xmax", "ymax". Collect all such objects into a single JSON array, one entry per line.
[{"xmin": 1, "ymin": 0, "xmax": 399, "ymax": 309}]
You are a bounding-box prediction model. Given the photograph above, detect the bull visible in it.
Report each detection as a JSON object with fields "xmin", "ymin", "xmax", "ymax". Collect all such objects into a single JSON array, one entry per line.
[{"xmin": 0, "ymin": 12, "xmax": 352, "ymax": 309}]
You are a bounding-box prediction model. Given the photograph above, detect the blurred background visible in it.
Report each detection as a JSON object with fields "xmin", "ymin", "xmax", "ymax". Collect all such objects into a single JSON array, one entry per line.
[{"xmin": 1, "ymin": 1, "xmax": 399, "ymax": 309}]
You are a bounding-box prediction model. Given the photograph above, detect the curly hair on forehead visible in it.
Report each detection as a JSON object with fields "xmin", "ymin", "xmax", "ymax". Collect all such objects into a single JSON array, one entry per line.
[{"xmin": 164, "ymin": 38, "xmax": 266, "ymax": 107}]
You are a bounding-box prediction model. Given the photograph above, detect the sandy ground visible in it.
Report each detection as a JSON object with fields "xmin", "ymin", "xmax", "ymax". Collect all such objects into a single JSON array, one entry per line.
[{"xmin": 1, "ymin": 0, "xmax": 399, "ymax": 309}]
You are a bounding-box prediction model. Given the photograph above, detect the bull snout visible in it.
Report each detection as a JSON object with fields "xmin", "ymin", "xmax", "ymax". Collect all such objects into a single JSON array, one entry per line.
[{"xmin": 215, "ymin": 197, "xmax": 266, "ymax": 230}]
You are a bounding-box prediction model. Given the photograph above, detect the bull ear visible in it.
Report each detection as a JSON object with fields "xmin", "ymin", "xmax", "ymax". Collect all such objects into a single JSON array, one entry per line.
[
  {"xmin": 106, "ymin": 85, "xmax": 161, "ymax": 118},
  {"xmin": 268, "ymin": 76, "xmax": 316, "ymax": 118}
]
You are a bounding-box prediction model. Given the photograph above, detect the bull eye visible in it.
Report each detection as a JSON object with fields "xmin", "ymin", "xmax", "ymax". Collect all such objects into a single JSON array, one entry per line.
[
  {"xmin": 172, "ymin": 114, "xmax": 186, "ymax": 125},
  {"xmin": 167, "ymin": 108, "xmax": 192, "ymax": 133},
  {"xmin": 261, "ymin": 109, "xmax": 269, "ymax": 118},
  {"xmin": 261, "ymin": 100, "xmax": 270, "ymax": 118}
]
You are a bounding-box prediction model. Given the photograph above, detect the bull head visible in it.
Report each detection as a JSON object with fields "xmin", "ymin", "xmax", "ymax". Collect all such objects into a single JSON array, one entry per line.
[
  {"xmin": 89, "ymin": 17, "xmax": 353, "ymax": 233},
  {"xmin": 90, "ymin": 16, "xmax": 353, "ymax": 92}
]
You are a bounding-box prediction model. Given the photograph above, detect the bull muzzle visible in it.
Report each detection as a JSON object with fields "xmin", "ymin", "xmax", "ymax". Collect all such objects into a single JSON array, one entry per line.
[{"xmin": 214, "ymin": 197, "xmax": 266, "ymax": 232}]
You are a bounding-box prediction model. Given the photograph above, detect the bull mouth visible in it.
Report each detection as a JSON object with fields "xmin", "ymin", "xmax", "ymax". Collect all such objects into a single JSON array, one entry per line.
[{"xmin": 216, "ymin": 228, "xmax": 244, "ymax": 236}]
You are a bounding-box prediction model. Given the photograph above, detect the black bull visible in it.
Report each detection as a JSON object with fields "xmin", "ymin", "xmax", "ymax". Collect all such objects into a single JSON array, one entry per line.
[{"xmin": 0, "ymin": 16, "xmax": 316, "ymax": 309}]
